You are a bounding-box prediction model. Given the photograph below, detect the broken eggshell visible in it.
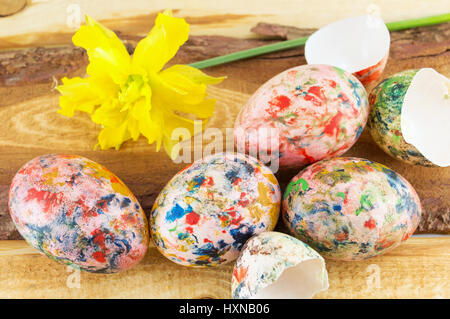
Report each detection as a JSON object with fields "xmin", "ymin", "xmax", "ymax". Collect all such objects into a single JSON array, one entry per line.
[
  {"xmin": 234, "ymin": 64, "xmax": 369, "ymax": 169},
  {"xmin": 8, "ymin": 154, "xmax": 149, "ymax": 273},
  {"xmin": 231, "ymin": 231, "xmax": 328, "ymax": 299},
  {"xmin": 151, "ymin": 153, "xmax": 281, "ymax": 267},
  {"xmin": 305, "ymin": 15, "xmax": 390, "ymax": 86},
  {"xmin": 368, "ymin": 68, "xmax": 450, "ymax": 167},
  {"xmin": 283, "ymin": 157, "xmax": 421, "ymax": 261}
]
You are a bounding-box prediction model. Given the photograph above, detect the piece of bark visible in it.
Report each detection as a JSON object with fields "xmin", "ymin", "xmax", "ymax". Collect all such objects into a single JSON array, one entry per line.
[
  {"xmin": 0, "ymin": 46, "xmax": 87, "ymax": 86},
  {"xmin": 251, "ymin": 22, "xmax": 316, "ymax": 40},
  {"xmin": 1, "ymin": 23, "xmax": 448, "ymax": 88},
  {"xmin": 0, "ymin": 0, "xmax": 26, "ymax": 17},
  {"xmin": 0, "ymin": 23, "xmax": 449, "ymax": 240}
]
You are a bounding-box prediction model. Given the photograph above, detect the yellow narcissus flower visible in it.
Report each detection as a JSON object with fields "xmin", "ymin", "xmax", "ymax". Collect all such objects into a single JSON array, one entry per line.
[{"xmin": 57, "ymin": 10, "xmax": 225, "ymax": 158}]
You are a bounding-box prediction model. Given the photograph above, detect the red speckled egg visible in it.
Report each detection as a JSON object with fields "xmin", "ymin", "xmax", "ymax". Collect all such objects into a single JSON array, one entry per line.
[
  {"xmin": 234, "ymin": 64, "xmax": 369, "ymax": 169},
  {"xmin": 9, "ymin": 154, "xmax": 149, "ymax": 273}
]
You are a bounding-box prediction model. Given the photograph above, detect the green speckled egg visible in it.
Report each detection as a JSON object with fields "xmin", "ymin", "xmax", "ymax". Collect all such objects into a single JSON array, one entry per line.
[
  {"xmin": 368, "ymin": 69, "xmax": 433, "ymax": 166},
  {"xmin": 283, "ymin": 157, "xmax": 422, "ymax": 261}
]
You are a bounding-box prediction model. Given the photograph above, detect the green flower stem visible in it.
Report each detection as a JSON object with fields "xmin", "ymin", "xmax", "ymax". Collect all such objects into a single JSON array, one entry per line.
[
  {"xmin": 385, "ymin": 12, "xmax": 450, "ymax": 31},
  {"xmin": 189, "ymin": 13, "xmax": 450, "ymax": 69},
  {"xmin": 188, "ymin": 36, "xmax": 308, "ymax": 69}
]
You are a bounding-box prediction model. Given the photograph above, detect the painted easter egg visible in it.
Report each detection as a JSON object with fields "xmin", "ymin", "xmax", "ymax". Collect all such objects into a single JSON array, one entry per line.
[
  {"xmin": 9, "ymin": 154, "xmax": 149, "ymax": 273},
  {"xmin": 283, "ymin": 157, "xmax": 421, "ymax": 261},
  {"xmin": 234, "ymin": 64, "xmax": 369, "ymax": 169},
  {"xmin": 151, "ymin": 153, "xmax": 281, "ymax": 267},
  {"xmin": 232, "ymin": 231, "xmax": 328, "ymax": 299},
  {"xmin": 368, "ymin": 68, "xmax": 450, "ymax": 167}
]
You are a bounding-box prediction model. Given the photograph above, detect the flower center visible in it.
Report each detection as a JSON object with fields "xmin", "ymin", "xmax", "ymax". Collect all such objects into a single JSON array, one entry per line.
[{"xmin": 118, "ymin": 74, "xmax": 146, "ymax": 106}]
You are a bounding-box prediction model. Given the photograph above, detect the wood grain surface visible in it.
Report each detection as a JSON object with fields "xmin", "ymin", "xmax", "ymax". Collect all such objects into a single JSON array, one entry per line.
[
  {"xmin": 0, "ymin": 0, "xmax": 26, "ymax": 17},
  {"xmin": 0, "ymin": 237, "xmax": 448, "ymax": 298},
  {"xmin": 0, "ymin": 0, "xmax": 448, "ymax": 299},
  {"xmin": 0, "ymin": 22, "xmax": 449, "ymax": 239},
  {"xmin": 0, "ymin": 0, "xmax": 449, "ymax": 47}
]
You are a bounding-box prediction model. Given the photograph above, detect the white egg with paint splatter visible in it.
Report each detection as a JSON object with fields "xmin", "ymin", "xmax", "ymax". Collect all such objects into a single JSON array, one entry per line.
[
  {"xmin": 234, "ymin": 64, "xmax": 369, "ymax": 169},
  {"xmin": 283, "ymin": 157, "xmax": 422, "ymax": 261},
  {"xmin": 150, "ymin": 153, "xmax": 281, "ymax": 267}
]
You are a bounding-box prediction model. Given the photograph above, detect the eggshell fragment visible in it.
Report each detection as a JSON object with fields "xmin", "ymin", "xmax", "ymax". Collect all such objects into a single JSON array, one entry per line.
[
  {"xmin": 8, "ymin": 154, "xmax": 149, "ymax": 273},
  {"xmin": 283, "ymin": 157, "xmax": 421, "ymax": 261},
  {"xmin": 151, "ymin": 153, "xmax": 281, "ymax": 267},
  {"xmin": 234, "ymin": 64, "xmax": 369, "ymax": 169},
  {"xmin": 401, "ymin": 68, "xmax": 450, "ymax": 167},
  {"xmin": 231, "ymin": 231, "xmax": 328, "ymax": 299},
  {"xmin": 305, "ymin": 15, "xmax": 390, "ymax": 86},
  {"xmin": 368, "ymin": 68, "xmax": 450, "ymax": 167}
]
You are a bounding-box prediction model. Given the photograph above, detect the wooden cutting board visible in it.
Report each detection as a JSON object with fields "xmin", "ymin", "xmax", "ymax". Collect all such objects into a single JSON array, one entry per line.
[
  {"xmin": 0, "ymin": 0, "xmax": 449, "ymax": 298},
  {"xmin": 0, "ymin": 238, "xmax": 448, "ymax": 299}
]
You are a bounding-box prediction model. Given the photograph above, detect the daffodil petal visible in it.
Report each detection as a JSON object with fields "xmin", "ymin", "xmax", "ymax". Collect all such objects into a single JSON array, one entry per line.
[
  {"xmin": 164, "ymin": 64, "xmax": 226, "ymax": 85},
  {"xmin": 152, "ymin": 70, "xmax": 218, "ymax": 118},
  {"xmin": 157, "ymin": 69, "xmax": 207, "ymax": 104},
  {"xmin": 88, "ymin": 76, "xmax": 119, "ymax": 99},
  {"xmin": 182, "ymin": 98, "xmax": 216, "ymax": 118},
  {"xmin": 131, "ymin": 97, "xmax": 149, "ymax": 120},
  {"xmin": 132, "ymin": 11, "xmax": 189, "ymax": 74},
  {"xmin": 97, "ymin": 121, "xmax": 131, "ymax": 150},
  {"xmin": 57, "ymin": 77, "xmax": 102, "ymax": 117},
  {"xmin": 91, "ymin": 99, "xmax": 125, "ymax": 127},
  {"xmin": 162, "ymin": 111, "xmax": 207, "ymax": 139},
  {"xmin": 127, "ymin": 117, "xmax": 140, "ymax": 141},
  {"xmin": 73, "ymin": 15, "xmax": 131, "ymax": 84},
  {"xmin": 148, "ymin": 107, "xmax": 165, "ymax": 151},
  {"xmin": 149, "ymin": 72, "xmax": 188, "ymax": 97},
  {"xmin": 132, "ymin": 94, "xmax": 161, "ymax": 147}
]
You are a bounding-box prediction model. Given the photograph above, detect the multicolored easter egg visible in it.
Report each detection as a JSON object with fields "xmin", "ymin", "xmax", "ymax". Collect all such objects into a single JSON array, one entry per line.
[
  {"xmin": 9, "ymin": 154, "xmax": 149, "ymax": 273},
  {"xmin": 234, "ymin": 64, "xmax": 369, "ymax": 169},
  {"xmin": 151, "ymin": 153, "xmax": 281, "ymax": 267},
  {"xmin": 283, "ymin": 157, "xmax": 421, "ymax": 261},
  {"xmin": 368, "ymin": 68, "xmax": 450, "ymax": 167},
  {"xmin": 232, "ymin": 231, "xmax": 328, "ymax": 299}
]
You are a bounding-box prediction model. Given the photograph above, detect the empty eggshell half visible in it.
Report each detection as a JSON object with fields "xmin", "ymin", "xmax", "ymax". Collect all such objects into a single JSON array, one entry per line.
[
  {"xmin": 231, "ymin": 231, "xmax": 328, "ymax": 299},
  {"xmin": 305, "ymin": 15, "xmax": 390, "ymax": 86},
  {"xmin": 401, "ymin": 68, "xmax": 450, "ymax": 167},
  {"xmin": 369, "ymin": 68, "xmax": 449, "ymax": 167}
]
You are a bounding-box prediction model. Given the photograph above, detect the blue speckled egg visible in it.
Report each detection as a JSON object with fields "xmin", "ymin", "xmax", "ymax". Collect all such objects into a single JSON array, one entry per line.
[{"xmin": 151, "ymin": 153, "xmax": 281, "ymax": 267}]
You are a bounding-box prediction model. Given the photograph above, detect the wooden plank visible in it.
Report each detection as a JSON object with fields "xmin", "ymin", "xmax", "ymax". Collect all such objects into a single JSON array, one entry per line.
[
  {"xmin": 0, "ymin": 0, "xmax": 26, "ymax": 17},
  {"xmin": 0, "ymin": 0, "xmax": 448, "ymax": 300},
  {"xmin": 0, "ymin": 238, "xmax": 448, "ymax": 298},
  {"xmin": 0, "ymin": 23, "xmax": 449, "ymax": 239},
  {"xmin": 0, "ymin": 0, "xmax": 449, "ymax": 48}
]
